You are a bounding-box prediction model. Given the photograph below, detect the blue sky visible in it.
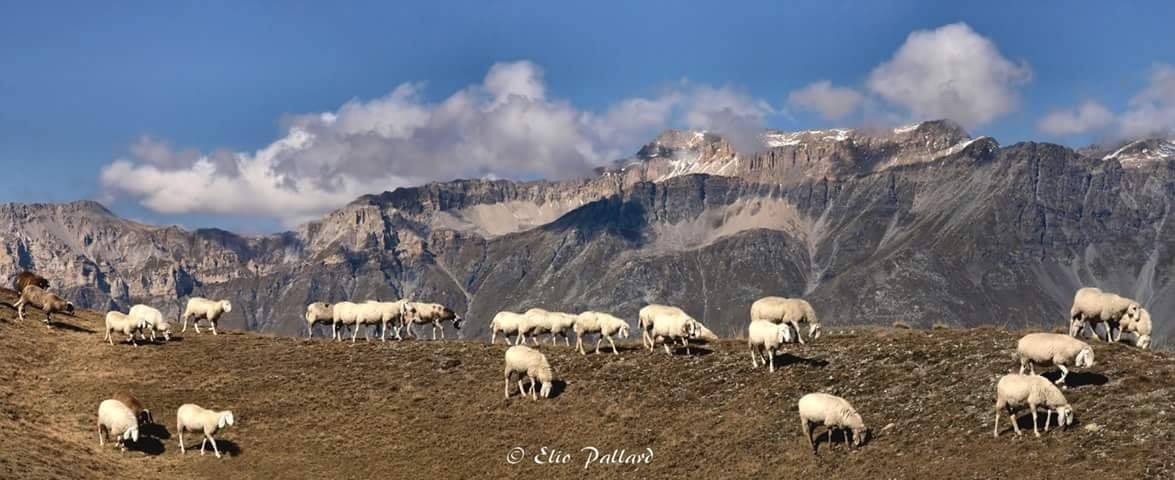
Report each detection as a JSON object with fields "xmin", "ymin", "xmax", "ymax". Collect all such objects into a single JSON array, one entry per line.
[{"xmin": 2, "ymin": 1, "xmax": 1173, "ymax": 233}]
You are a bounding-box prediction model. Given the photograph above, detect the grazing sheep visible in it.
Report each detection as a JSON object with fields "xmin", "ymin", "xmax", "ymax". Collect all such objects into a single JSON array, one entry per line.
[
  {"xmin": 331, "ymin": 301, "xmax": 372, "ymax": 342},
  {"xmin": 13, "ymin": 271, "xmax": 49, "ymax": 295},
  {"xmin": 363, "ymin": 300, "xmax": 413, "ymax": 341},
  {"xmin": 640, "ymin": 305, "xmax": 700, "ymax": 355},
  {"xmin": 181, "ymin": 297, "xmax": 233, "ymax": 335},
  {"xmin": 750, "ymin": 296, "xmax": 822, "ymax": 344},
  {"xmin": 1069, "ymin": 287, "xmax": 1139, "ymax": 341},
  {"xmin": 104, "ymin": 311, "xmax": 146, "ymax": 346},
  {"xmin": 545, "ymin": 312, "xmax": 577, "ymax": 346},
  {"xmin": 128, "ymin": 304, "xmax": 170, "ymax": 342},
  {"xmin": 97, "ymin": 399, "xmax": 140, "ymax": 451},
  {"xmin": 1016, "ymin": 333, "xmax": 1095, "ymax": 386},
  {"xmin": 404, "ymin": 302, "xmax": 463, "ymax": 340},
  {"xmin": 748, "ymin": 320, "xmax": 794, "ymax": 372},
  {"xmin": 111, "ymin": 390, "xmax": 152, "ymax": 425},
  {"xmin": 993, "ymin": 373, "xmax": 1073, "ymax": 438},
  {"xmin": 695, "ymin": 324, "xmax": 720, "ymax": 342},
  {"xmin": 573, "ymin": 311, "xmax": 631, "ymax": 355},
  {"xmin": 637, "ymin": 304, "xmax": 688, "ymax": 350},
  {"xmin": 14, "ymin": 285, "xmax": 74, "ymax": 329},
  {"xmin": 1116, "ymin": 307, "xmax": 1153, "ymax": 349},
  {"xmin": 348, "ymin": 301, "xmax": 391, "ymax": 342},
  {"xmin": 304, "ymin": 302, "xmax": 333, "ymax": 338},
  {"xmin": 798, "ymin": 393, "xmax": 867, "ymax": 454},
  {"xmin": 519, "ymin": 308, "xmax": 555, "ymax": 346},
  {"xmin": 491, "ymin": 311, "xmax": 528, "ymax": 345},
  {"xmin": 503, "ymin": 345, "xmax": 556, "ymax": 400},
  {"xmin": 176, "ymin": 404, "xmax": 235, "ymax": 458}
]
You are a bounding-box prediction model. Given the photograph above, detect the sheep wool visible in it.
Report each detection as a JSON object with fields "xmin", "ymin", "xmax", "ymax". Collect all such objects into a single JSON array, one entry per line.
[
  {"xmin": 304, "ymin": 302, "xmax": 333, "ymax": 339},
  {"xmin": 748, "ymin": 320, "xmax": 793, "ymax": 372},
  {"xmin": 798, "ymin": 393, "xmax": 867, "ymax": 454},
  {"xmin": 491, "ymin": 311, "xmax": 529, "ymax": 345},
  {"xmin": 177, "ymin": 403, "xmax": 235, "ymax": 458},
  {"xmin": 1069, "ymin": 287, "xmax": 1139, "ymax": 342},
  {"xmin": 404, "ymin": 302, "xmax": 463, "ymax": 340},
  {"xmin": 128, "ymin": 304, "xmax": 170, "ymax": 342},
  {"xmin": 750, "ymin": 296, "xmax": 822, "ymax": 344},
  {"xmin": 573, "ymin": 311, "xmax": 631, "ymax": 355},
  {"xmin": 104, "ymin": 311, "xmax": 146, "ymax": 346},
  {"xmin": 97, "ymin": 399, "xmax": 140, "ymax": 451}
]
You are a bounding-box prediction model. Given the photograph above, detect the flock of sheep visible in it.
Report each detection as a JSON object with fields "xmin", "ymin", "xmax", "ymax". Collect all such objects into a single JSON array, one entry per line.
[{"xmin": 2, "ymin": 269, "xmax": 1161, "ymax": 457}]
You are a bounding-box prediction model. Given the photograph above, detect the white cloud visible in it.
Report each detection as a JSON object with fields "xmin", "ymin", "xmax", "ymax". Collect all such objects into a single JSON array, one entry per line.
[
  {"xmin": 1037, "ymin": 101, "xmax": 1115, "ymax": 136},
  {"xmin": 787, "ymin": 81, "xmax": 865, "ymax": 121},
  {"xmin": 866, "ymin": 22, "xmax": 1031, "ymax": 128},
  {"xmin": 101, "ymin": 61, "xmax": 776, "ymax": 226},
  {"xmin": 1119, "ymin": 62, "xmax": 1175, "ymax": 137}
]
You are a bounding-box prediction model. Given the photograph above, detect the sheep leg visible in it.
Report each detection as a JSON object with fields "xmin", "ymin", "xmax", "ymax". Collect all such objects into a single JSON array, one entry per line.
[
  {"xmin": 504, "ymin": 373, "xmax": 511, "ymax": 398},
  {"xmin": 351, "ymin": 323, "xmax": 360, "ymax": 343},
  {"xmin": 1055, "ymin": 365, "xmax": 1069, "ymax": 386},
  {"xmin": 205, "ymin": 433, "xmax": 221, "ymax": 458},
  {"xmin": 518, "ymin": 379, "xmax": 527, "ymax": 399},
  {"xmin": 768, "ymin": 347, "xmax": 776, "ymax": 373},
  {"xmin": 1030, "ymin": 404, "xmax": 1040, "ymax": 437},
  {"xmin": 790, "ymin": 321, "xmax": 805, "ymax": 344},
  {"xmin": 105, "ymin": 329, "xmax": 113, "ymax": 346},
  {"xmin": 682, "ymin": 336, "xmax": 691, "ymax": 356},
  {"xmin": 16, "ymin": 303, "xmax": 25, "ymax": 322},
  {"xmin": 211, "ymin": 323, "xmax": 218, "ymax": 335},
  {"xmin": 99, "ymin": 425, "xmax": 105, "ymax": 446},
  {"xmin": 1009, "ymin": 412, "xmax": 1021, "ymax": 436},
  {"xmin": 193, "ymin": 321, "xmax": 200, "ymax": 334},
  {"xmin": 801, "ymin": 419, "xmax": 816, "ymax": 454},
  {"xmin": 179, "ymin": 429, "xmax": 186, "ymax": 454},
  {"xmin": 529, "ymin": 376, "xmax": 539, "ymax": 401},
  {"xmin": 750, "ymin": 345, "xmax": 759, "ymax": 368},
  {"xmin": 200, "ymin": 436, "xmax": 207, "ymax": 455},
  {"xmin": 608, "ymin": 336, "xmax": 619, "ymax": 355},
  {"xmin": 993, "ymin": 405, "xmax": 1000, "ymax": 438},
  {"xmin": 663, "ymin": 338, "xmax": 673, "ymax": 355},
  {"xmin": 182, "ymin": 315, "xmax": 188, "ymax": 332},
  {"xmin": 1044, "ymin": 409, "xmax": 1053, "ymax": 432}
]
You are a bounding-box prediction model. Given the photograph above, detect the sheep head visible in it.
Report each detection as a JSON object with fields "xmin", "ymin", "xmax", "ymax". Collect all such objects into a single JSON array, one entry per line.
[
  {"xmin": 1075, "ymin": 347, "xmax": 1095, "ymax": 368},
  {"xmin": 218, "ymin": 411, "xmax": 235, "ymax": 429},
  {"xmin": 808, "ymin": 323, "xmax": 822, "ymax": 340},
  {"xmin": 1055, "ymin": 406, "xmax": 1074, "ymax": 428},
  {"xmin": 618, "ymin": 324, "xmax": 631, "ymax": 338},
  {"xmin": 123, "ymin": 426, "xmax": 140, "ymax": 444},
  {"xmin": 846, "ymin": 411, "xmax": 867, "ymax": 446},
  {"xmin": 1138, "ymin": 335, "xmax": 1152, "ymax": 349},
  {"xmin": 1068, "ymin": 317, "xmax": 1086, "ymax": 337},
  {"xmin": 221, "ymin": 300, "xmax": 233, "ymax": 313},
  {"xmin": 452, "ymin": 315, "xmax": 464, "ymax": 330}
]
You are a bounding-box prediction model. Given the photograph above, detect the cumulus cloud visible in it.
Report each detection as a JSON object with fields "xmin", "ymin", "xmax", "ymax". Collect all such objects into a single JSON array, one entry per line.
[
  {"xmin": 101, "ymin": 61, "xmax": 776, "ymax": 226},
  {"xmin": 1037, "ymin": 101, "xmax": 1115, "ymax": 136},
  {"xmin": 787, "ymin": 81, "xmax": 865, "ymax": 121},
  {"xmin": 866, "ymin": 22, "xmax": 1031, "ymax": 128}
]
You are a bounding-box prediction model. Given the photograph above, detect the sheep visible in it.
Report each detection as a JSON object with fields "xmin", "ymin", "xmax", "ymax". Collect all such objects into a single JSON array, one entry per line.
[
  {"xmin": 637, "ymin": 304, "xmax": 688, "ymax": 349},
  {"xmin": 748, "ymin": 320, "xmax": 794, "ymax": 372},
  {"xmin": 104, "ymin": 311, "xmax": 147, "ymax": 346},
  {"xmin": 97, "ymin": 399, "xmax": 140, "ymax": 451},
  {"xmin": 639, "ymin": 305, "xmax": 701, "ymax": 355},
  {"xmin": 545, "ymin": 311, "xmax": 577, "ymax": 347},
  {"xmin": 1116, "ymin": 307, "xmax": 1153, "ymax": 349},
  {"xmin": 750, "ymin": 296, "xmax": 822, "ymax": 344},
  {"xmin": 573, "ymin": 311, "xmax": 631, "ymax": 355},
  {"xmin": 176, "ymin": 403, "xmax": 235, "ymax": 458},
  {"xmin": 993, "ymin": 373, "xmax": 1074, "ymax": 438},
  {"xmin": 304, "ymin": 302, "xmax": 333, "ymax": 338},
  {"xmin": 1069, "ymin": 287, "xmax": 1139, "ymax": 342},
  {"xmin": 111, "ymin": 390, "xmax": 152, "ymax": 425},
  {"xmin": 1016, "ymin": 333, "xmax": 1095, "ymax": 387},
  {"xmin": 330, "ymin": 301, "xmax": 371, "ymax": 342},
  {"xmin": 13, "ymin": 285, "xmax": 74, "ymax": 329},
  {"xmin": 520, "ymin": 308, "xmax": 576, "ymax": 346},
  {"xmin": 798, "ymin": 393, "xmax": 867, "ymax": 454},
  {"xmin": 181, "ymin": 297, "xmax": 232, "ymax": 335},
  {"xmin": 363, "ymin": 300, "xmax": 414, "ymax": 341},
  {"xmin": 128, "ymin": 304, "xmax": 170, "ymax": 342},
  {"xmin": 491, "ymin": 311, "xmax": 529, "ymax": 345},
  {"xmin": 13, "ymin": 271, "xmax": 49, "ymax": 295},
  {"xmin": 503, "ymin": 345, "xmax": 556, "ymax": 400},
  {"xmin": 404, "ymin": 302, "xmax": 463, "ymax": 340}
]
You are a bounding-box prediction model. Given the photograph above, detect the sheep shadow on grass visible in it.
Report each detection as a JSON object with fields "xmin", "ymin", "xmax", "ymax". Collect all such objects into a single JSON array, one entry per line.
[
  {"xmin": 47, "ymin": 320, "xmax": 95, "ymax": 334},
  {"xmin": 769, "ymin": 353, "xmax": 829, "ymax": 369},
  {"xmin": 127, "ymin": 436, "xmax": 166, "ymax": 456},
  {"xmin": 140, "ymin": 422, "xmax": 172, "ymax": 440},
  {"xmin": 175, "ymin": 438, "xmax": 243, "ymax": 458},
  {"xmin": 1006, "ymin": 409, "xmax": 1080, "ymax": 436},
  {"xmin": 808, "ymin": 428, "xmax": 867, "ymax": 455},
  {"xmin": 664, "ymin": 345, "xmax": 714, "ymax": 356},
  {"xmin": 1038, "ymin": 370, "xmax": 1108, "ymax": 388}
]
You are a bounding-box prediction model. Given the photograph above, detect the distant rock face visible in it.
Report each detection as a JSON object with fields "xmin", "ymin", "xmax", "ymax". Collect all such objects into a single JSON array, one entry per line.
[{"xmin": 2, "ymin": 121, "xmax": 1173, "ymax": 348}]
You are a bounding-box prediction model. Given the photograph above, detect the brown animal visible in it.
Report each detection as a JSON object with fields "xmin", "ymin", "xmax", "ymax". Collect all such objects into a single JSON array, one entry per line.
[
  {"xmin": 14, "ymin": 285, "xmax": 74, "ymax": 328},
  {"xmin": 13, "ymin": 271, "xmax": 49, "ymax": 295},
  {"xmin": 111, "ymin": 390, "xmax": 152, "ymax": 424}
]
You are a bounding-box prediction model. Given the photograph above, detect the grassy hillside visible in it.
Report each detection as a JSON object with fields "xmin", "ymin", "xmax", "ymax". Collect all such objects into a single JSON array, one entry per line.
[{"xmin": 1, "ymin": 288, "xmax": 1172, "ymax": 479}]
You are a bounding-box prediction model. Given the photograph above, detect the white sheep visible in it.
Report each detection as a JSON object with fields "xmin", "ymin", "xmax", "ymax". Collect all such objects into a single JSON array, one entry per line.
[
  {"xmin": 345, "ymin": 301, "xmax": 399, "ymax": 342},
  {"xmin": 128, "ymin": 304, "xmax": 170, "ymax": 342},
  {"xmin": 748, "ymin": 320, "xmax": 794, "ymax": 372},
  {"xmin": 104, "ymin": 311, "xmax": 147, "ymax": 347},
  {"xmin": 1016, "ymin": 332, "xmax": 1095, "ymax": 386},
  {"xmin": 1116, "ymin": 307, "xmax": 1153, "ymax": 349},
  {"xmin": 503, "ymin": 345, "xmax": 556, "ymax": 400},
  {"xmin": 1069, "ymin": 287, "xmax": 1139, "ymax": 341},
  {"xmin": 519, "ymin": 308, "xmax": 555, "ymax": 346},
  {"xmin": 798, "ymin": 393, "xmax": 867, "ymax": 454},
  {"xmin": 304, "ymin": 302, "xmax": 333, "ymax": 338},
  {"xmin": 637, "ymin": 304, "xmax": 688, "ymax": 350},
  {"xmin": 545, "ymin": 311, "xmax": 577, "ymax": 346},
  {"xmin": 176, "ymin": 403, "xmax": 235, "ymax": 458},
  {"xmin": 573, "ymin": 311, "xmax": 631, "ymax": 355},
  {"xmin": 403, "ymin": 302, "xmax": 463, "ymax": 340},
  {"xmin": 363, "ymin": 300, "xmax": 413, "ymax": 341},
  {"xmin": 181, "ymin": 297, "xmax": 232, "ymax": 335},
  {"xmin": 491, "ymin": 311, "xmax": 528, "ymax": 345},
  {"xmin": 97, "ymin": 399, "xmax": 140, "ymax": 451},
  {"xmin": 13, "ymin": 285, "xmax": 74, "ymax": 329},
  {"xmin": 993, "ymin": 373, "xmax": 1074, "ymax": 438},
  {"xmin": 639, "ymin": 305, "xmax": 701, "ymax": 355},
  {"xmin": 330, "ymin": 301, "xmax": 371, "ymax": 342},
  {"xmin": 750, "ymin": 296, "xmax": 822, "ymax": 344}
]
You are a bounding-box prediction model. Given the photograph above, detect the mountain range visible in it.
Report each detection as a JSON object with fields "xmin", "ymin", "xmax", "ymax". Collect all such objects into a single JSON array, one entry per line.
[{"xmin": 2, "ymin": 120, "xmax": 1172, "ymax": 347}]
